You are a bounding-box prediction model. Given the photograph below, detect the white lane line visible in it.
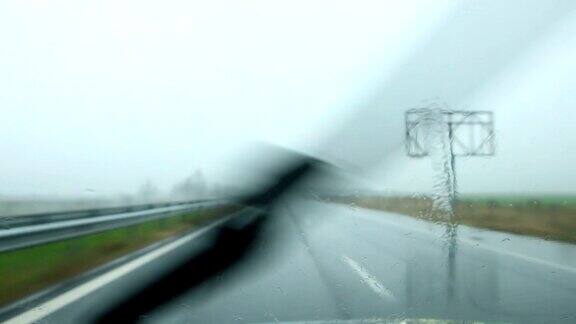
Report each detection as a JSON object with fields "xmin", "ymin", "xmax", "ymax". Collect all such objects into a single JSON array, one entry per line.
[
  {"xmin": 3, "ymin": 219, "xmax": 227, "ymax": 324},
  {"xmin": 341, "ymin": 255, "xmax": 396, "ymax": 302},
  {"xmin": 352, "ymin": 210, "xmax": 576, "ymax": 275}
]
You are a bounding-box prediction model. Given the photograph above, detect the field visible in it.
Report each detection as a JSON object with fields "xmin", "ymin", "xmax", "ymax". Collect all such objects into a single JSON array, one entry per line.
[
  {"xmin": 0, "ymin": 206, "xmax": 236, "ymax": 307},
  {"xmin": 333, "ymin": 195, "xmax": 576, "ymax": 244}
]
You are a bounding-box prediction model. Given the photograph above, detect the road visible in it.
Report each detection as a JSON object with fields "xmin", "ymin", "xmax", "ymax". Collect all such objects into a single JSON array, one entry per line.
[{"xmin": 7, "ymin": 201, "xmax": 576, "ymax": 323}]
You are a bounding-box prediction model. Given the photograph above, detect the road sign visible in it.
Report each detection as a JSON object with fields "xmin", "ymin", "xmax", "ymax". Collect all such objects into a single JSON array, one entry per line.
[
  {"xmin": 406, "ymin": 109, "xmax": 495, "ymax": 158},
  {"xmin": 404, "ymin": 108, "xmax": 495, "ymax": 216}
]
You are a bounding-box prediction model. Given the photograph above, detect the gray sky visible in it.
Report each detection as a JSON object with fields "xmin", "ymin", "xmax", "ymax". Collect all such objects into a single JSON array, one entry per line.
[{"xmin": 1, "ymin": 0, "xmax": 575, "ymax": 198}]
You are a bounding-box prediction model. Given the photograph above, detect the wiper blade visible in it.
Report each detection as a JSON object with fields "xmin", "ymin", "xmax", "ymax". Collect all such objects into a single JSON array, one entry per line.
[{"xmin": 94, "ymin": 154, "xmax": 323, "ymax": 323}]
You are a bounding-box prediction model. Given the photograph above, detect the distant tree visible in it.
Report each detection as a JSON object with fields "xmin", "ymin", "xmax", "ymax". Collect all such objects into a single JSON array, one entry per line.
[
  {"xmin": 138, "ymin": 180, "xmax": 159, "ymax": 201},
  {"xmin": 119, "ymin": 193, "xmax": 135, "ymax": 206},
  {"xmin": 171, "ymin": 176, "xmax": 194, "ymax": 198},
  {"xmin": 171, "ymin": 169, "xmax": 208, "ymax": 200},
  {"xmin": 193, "ymin": 169, "xmax": 207, "ymax": 197}
]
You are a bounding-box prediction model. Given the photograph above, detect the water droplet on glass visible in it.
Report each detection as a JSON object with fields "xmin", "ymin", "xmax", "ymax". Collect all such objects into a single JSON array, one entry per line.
[{"xmin": 348, "ymin": 202, "xmax": 357, "ymax": 211}]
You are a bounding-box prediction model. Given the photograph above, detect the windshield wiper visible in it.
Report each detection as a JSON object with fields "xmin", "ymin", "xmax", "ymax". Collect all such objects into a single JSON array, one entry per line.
[{"xmin": 94, "ymin": 154, "xmax": 323, "ymax": 323}]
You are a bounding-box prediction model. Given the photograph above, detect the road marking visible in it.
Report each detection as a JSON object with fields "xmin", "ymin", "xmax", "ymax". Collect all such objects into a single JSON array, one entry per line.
[
  {"xmin": 3, "ymin": 218, "xmax": 228, "ymax": 324},
  {"xmin": 341, "ymin": 255, "xmax": 396, "ymax": 302},
  {"xmin": 352, "ymin": 209, "xmax": 576, "ymax": 275}
]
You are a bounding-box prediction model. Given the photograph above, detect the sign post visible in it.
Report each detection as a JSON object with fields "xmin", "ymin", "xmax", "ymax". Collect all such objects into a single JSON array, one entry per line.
[
  {"xmin": 405, "ymin": 108, "xmax": 495, "ymax": 300},
  {"xmin": 405, "ymin": 109, "xmax": 495, "ymax": 214}
]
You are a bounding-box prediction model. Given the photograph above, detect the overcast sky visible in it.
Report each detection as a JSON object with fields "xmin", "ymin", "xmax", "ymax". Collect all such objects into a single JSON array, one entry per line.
[{"xmin": 1, "ymin": 0, "xmax": 575, "ymax": 198}]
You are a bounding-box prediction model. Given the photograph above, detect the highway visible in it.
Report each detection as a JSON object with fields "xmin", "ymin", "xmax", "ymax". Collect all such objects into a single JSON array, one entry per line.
[{"xmin": 6, "ymin": 201, "xmax": 576, "ymax": 323}]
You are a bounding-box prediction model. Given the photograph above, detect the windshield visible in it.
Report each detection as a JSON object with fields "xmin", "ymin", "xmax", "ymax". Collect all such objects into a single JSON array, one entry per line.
[{"xmin": 1, "ymin": 0, "xmax": 576, "ymax": 323}]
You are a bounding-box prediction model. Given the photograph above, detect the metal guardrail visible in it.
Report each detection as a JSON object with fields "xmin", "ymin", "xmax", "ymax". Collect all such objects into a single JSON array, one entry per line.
[
  {"xmin": 0, "ymin": 199, "xmax": 216, "ymax": 229},
  {"xmin": 0, "ymin": 199, "xmax": 230, "ymax": 253}
]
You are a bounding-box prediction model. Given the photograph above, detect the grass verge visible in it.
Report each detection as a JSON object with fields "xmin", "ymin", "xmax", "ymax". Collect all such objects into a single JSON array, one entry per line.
[
  {"xmin": 0, "ymin": 205, "xmax": 237, "ymax": 307},
  {"xmin": 333, "ymin": 196, "xmax": 576, "ymax": 244}
]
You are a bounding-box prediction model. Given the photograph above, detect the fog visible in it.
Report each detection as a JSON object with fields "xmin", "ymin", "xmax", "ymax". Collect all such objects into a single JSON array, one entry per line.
[{"xmin": 1, "ymin": 0, "xmax": 575, "ymax": 199}]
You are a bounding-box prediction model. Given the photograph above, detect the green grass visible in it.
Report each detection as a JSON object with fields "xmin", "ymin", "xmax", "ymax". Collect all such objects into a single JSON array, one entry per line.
[
  {"xmin": 0, "ymin": 206, "xmax": 237, "ymax": 307},
  {"xmin": 459, "ymin": 194, "xmax": 576, "ymax": 208}
]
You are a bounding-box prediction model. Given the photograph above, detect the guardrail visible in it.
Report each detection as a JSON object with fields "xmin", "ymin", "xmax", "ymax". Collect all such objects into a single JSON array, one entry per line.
[
  {"xmin": 0, "ymin": 199, "xmax": 230, "ymax": 253},
  {"xmin": 0, "ymin": 199, "xmax": 218, "ymax": 229}
]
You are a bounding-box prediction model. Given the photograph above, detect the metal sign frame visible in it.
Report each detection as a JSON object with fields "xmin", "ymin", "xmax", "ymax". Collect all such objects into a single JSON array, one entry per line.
[{"xmin": 405, "ymin": 109, "xmax": 495, "ymax": 158}]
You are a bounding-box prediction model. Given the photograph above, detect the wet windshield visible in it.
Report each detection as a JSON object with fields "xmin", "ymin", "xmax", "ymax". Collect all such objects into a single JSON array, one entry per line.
[{"xmin": 1, "ymin": 0, "xmax": 576, "ymax": 323}]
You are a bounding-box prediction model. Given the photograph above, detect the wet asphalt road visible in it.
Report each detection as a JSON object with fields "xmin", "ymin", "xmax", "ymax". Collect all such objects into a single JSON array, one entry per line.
[{"xmin": 25, "ymin": 201, "xmax": 576, "ymax": 323}]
